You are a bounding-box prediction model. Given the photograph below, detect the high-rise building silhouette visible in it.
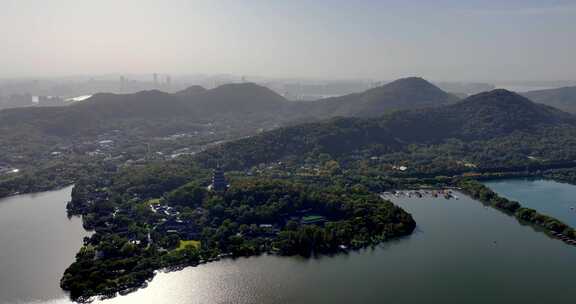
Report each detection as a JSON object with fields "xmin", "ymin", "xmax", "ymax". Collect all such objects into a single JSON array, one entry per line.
[
  {"xmin": 120, "ymin": 76, "xmax": 126, "ymax": 93},
  {"xmin": 153, "ymin": 73, "xmax": 159, "ymax": 88},
  {"xmin": 166, "ymin": 75, "xmax": 171, "ymax": 89}
]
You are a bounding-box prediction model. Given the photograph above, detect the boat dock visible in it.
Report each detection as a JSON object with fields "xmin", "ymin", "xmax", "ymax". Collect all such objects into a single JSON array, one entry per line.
[
  {"xmin": 550, "ymin": 232, "xmax": 576, "ymax": 246},
  {"xmin": 381, "ymin": 189, "xmax": 459, "ymax": 200}
]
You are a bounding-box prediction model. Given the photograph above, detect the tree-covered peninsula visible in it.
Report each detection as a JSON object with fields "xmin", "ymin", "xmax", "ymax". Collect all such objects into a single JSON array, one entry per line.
[
  {"xmin": 458, "ymin": 179, "xmax": 576, "ymax": 241},
  {"xmin": 61, "ymin": 165, "xmax": 415, "ymax": 301}
]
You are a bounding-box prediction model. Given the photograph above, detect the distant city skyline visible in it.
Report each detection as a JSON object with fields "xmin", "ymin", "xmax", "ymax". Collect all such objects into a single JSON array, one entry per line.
[{"xmin": 1, "ymin": 0, "xmax": 575, "ymax": 81}]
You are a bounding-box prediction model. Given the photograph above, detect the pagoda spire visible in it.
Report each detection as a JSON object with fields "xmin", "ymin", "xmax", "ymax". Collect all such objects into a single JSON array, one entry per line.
[{"xmin": 211, "ymin": 164, "xmax": 228, "ymax": 192}]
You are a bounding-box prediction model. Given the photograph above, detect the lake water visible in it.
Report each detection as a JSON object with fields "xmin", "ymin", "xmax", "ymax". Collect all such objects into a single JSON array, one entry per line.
[
  {"xmin": 0, "ymin": 187, "xmax": 89, "ymax": 304},
  {"xmin": 484, "ymin": 179, "xmax": 576, "ymax": 227},
  {"xmin": 1, "ymin": 183, "xmax": 575, "ymax": 304}
]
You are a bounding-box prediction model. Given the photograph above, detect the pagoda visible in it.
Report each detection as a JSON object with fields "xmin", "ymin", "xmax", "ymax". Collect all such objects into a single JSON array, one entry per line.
[{"xmin": 211, "ymin": 166, "xmax": 228, "ymax": 192}]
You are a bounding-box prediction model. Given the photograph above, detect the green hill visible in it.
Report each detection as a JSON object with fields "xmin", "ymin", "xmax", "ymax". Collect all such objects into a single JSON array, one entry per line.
[
  {"xmin": 199, "ymin": 89, "xmax": 576, "ymax": 169},
  {"xmin": 301, "ymin": 77, "xmax": 459, "ymax": 118}
]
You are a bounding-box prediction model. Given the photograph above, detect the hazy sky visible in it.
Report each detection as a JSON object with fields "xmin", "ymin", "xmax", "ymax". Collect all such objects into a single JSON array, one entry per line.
[{"xmin": 1, "ymin": 0, "xmax": 575, "ymax": 81}]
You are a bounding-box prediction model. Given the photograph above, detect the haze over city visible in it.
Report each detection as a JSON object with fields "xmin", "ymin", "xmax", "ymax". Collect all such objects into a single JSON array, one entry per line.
[{"xmin": 1, "ymin": 0, "xmax": 576, "ymax": 81}]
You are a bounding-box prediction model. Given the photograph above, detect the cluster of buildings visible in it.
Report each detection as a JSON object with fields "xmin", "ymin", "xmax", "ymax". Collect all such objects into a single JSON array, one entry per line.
[
  {"xmin": 102, "ymin": 165, "xmax": 336, "ymax": 256},
  {"xmin": 0, "ymin": 94, "xmax": 68, "ymax": 109},
  {"xmin": 149, "ymin": 168, "xmax": 230, "ymax": 241},
  {"xmin": 0, "ymin": 93, "xmax": 33, "ymax": 109},
  {"xmin": 36, "ymin": 95, "xmax": 65, "ymax": 106},
  {"xmin": 149, "ymin": 204, "xmax": 203, "ymax": 240}
]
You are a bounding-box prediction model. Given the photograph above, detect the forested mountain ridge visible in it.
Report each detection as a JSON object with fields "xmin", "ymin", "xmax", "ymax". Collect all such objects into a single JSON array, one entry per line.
[
  {"xmin": 197, "ymin": 117, "xmax": 401, "ymax": 169},
  {"xmin": 199, "ymin": 89, "xmax": 576, "ymax": 170},
  {"xmin": 299, "ymin": 77, "xmax": 459, "ymax": 118},
  {"xmin": 174, "ymin": 85, "xmax": 208, "ymax": 97},
  {"xmin": 77, "ymin": 90, "xmax": 184, "ymax": 117},
  {"xmin": 0, "ymin": 78, "xmax": 461, "ymax": 138},
  {"xmin": 384, "ymin": 89, "xmax": 576, "ymax": 141},
  {"xmin": 192, "ymin": 82, "xmax": 288, "ymax": 115},
  {"xmin": 0, "ymin": 83, "xmax": 288, "ymax": 137}
]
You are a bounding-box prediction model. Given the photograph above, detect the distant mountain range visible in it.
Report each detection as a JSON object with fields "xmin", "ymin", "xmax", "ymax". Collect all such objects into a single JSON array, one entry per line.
[
  {"xmin": 0, "ymin": 83, "xmax": 288, "ymax": 136},
  {"xmin": 3, "ymin": 75, "xmax": 576, "ymax": 151},
  {"xmin": 0, "ymin": 77, "xmax": 464, "ymax": 137},
  {"xmin": 523, "ymin": 86, "xmax": 576, "ymax": 114}
]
